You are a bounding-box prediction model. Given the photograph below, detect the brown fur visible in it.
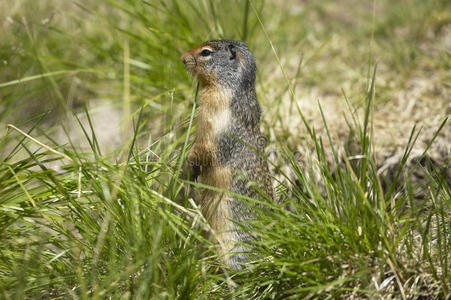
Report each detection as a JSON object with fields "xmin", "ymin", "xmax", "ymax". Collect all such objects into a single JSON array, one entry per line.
[
  {"xmin": 186, "ymin": 76, "xmax": 234, "ymax": 248},
  {"xmin": 188, "ymin": 86, "xmax": 231, "ymax": 166}
]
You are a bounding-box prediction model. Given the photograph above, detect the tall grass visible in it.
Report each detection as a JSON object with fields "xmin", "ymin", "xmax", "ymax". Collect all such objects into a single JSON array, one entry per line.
[{"xmin": 1, "ymin": 0, "xmax": 449, "ymax": 298}]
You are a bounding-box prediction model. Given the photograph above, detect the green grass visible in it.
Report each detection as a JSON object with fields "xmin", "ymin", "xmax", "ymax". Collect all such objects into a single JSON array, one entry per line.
[{"xmin": 1, "ymin": 0, "xmax": 450, "ymax": 298}]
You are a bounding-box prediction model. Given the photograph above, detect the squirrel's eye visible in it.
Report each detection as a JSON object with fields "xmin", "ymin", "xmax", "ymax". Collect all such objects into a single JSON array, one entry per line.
[{"xmin": 200, "ymin": 49, "xmax": 212, "ymax": 57}]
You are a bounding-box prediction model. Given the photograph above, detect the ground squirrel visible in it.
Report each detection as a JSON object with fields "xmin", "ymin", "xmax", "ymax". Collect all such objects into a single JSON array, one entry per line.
[{"xmin": 181, "ymin": 40, "xmax": 274, "ymax": 269}]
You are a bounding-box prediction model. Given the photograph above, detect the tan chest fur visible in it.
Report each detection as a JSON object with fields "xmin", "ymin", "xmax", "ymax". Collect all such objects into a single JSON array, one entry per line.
[
  {"xmin": 189, "ymin": 86, "xmax": 234, "ymax": 236},
  {"xmin": 196, "ymin": 86, "xmax": 232, "ymax": 150},
  {"xmin": 189, "ymin": 85, "xmax": 231, "ymax": 166}
]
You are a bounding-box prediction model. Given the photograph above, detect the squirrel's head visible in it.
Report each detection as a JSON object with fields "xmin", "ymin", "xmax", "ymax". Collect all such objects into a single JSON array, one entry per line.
[{"xmin": 181, "ymin": 40, "xmax": 256, "ymax": 90}]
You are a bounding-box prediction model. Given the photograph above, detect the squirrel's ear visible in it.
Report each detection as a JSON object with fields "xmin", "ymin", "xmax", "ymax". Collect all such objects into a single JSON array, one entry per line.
[{"xmin": 228, "ymin": 44, "xmax": 236, "ymax": 60}]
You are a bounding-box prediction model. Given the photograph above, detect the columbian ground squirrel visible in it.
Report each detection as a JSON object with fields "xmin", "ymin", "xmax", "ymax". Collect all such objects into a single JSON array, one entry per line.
[{"xmin": 182, "ymin": 40, "xmax": 273, "ymax": 269}]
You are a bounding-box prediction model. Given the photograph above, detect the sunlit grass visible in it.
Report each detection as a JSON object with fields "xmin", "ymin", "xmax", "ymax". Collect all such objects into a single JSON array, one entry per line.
[{"xmin": 1, "ymin": 0, "xmax": 449, "ymax": 298}]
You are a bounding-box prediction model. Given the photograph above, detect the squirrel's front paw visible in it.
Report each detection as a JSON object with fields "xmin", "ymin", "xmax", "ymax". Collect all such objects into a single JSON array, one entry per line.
[
  {"xmin": 189, "ymin": 162, "xmax": 201, "ymax": 182},
  {"xmin": 187, "ymin": 150, "xmax": 201, "ymax": 181}
]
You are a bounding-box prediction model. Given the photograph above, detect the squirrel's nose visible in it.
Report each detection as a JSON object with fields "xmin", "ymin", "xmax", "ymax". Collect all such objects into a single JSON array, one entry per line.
[
  {"xmin": 181, "ymin": 52, "xmax": 189, "ymax": 64},
  {"xmin": 181, "ymin": 52, "xmax": 195, "ymax": 65}
]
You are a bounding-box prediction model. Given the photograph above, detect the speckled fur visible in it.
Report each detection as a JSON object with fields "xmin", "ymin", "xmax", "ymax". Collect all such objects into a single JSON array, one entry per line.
[{"xmin": 182, "ymin": 40, "xmax": 273, "ymax": 269}]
